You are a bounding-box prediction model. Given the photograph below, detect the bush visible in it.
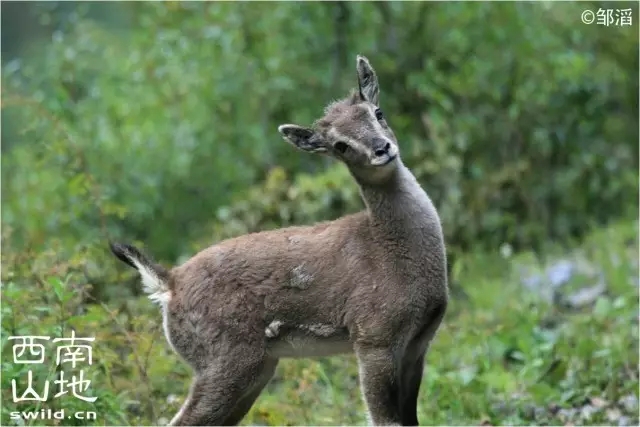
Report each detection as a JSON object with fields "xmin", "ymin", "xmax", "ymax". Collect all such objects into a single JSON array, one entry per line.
[{"xmin": 3, "ymin": 2, "xmax": 637, "ymax": 267}]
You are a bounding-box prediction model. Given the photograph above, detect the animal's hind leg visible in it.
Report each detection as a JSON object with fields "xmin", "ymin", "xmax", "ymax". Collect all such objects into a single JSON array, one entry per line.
[
  {"xmin": 168, "ymin": 356, "xmax": 270, "ymax": 426},
  {"xmin": 222, "ymin": 357, "xmax": 279, "ymax": 425}
]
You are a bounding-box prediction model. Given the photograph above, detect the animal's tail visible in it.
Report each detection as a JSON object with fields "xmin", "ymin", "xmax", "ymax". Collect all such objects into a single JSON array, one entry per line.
[{"xmin": 109, "ymin": 241, "xmax": 170, "ymax": 304}]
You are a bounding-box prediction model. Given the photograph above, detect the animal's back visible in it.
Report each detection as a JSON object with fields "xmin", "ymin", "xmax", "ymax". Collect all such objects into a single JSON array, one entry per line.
[{"xmin": 168, "ymin": 212, "xmax": 373, "ymax": 332}]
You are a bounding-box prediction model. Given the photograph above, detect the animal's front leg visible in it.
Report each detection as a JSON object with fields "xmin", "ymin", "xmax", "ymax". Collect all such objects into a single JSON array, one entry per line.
[
  {"xmin": 399, "ymin": 302, "xmax": 448, "ymax": 426},
  {"xmin": 398, "ymin": 355, "xmax": 424, "ymax": 426}
]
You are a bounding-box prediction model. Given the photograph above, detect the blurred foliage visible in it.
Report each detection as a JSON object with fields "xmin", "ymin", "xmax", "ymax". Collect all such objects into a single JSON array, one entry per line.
[
  {"xmin": 1, "ymin": 1, "xmax": 639, "ymax": 425},
  {"xmin": 2, "ymin": 219, "xmax": 637, "ymax": 425},
  {"xmin": 2, "ymin": 1, "xmax": 638, "ymax": 266},
  {"xmin": 1, "ymin": 243, "xmax": 187, "ymax": 425}
]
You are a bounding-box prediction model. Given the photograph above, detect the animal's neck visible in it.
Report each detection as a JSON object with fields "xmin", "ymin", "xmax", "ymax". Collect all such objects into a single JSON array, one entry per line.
[{"xmin": 354, "ymin": 161, "xmax": 441, "ymax": 235}]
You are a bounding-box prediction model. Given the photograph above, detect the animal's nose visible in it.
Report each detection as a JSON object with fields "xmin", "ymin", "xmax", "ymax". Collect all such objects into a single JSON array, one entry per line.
[{"xmin": 374, "ymin": 142, "xmax": 391, "ymax": 157}]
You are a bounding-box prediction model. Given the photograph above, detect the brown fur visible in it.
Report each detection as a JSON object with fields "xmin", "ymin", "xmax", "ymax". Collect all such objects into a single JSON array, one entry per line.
[{"xmin": 110, "ymin": 55, "xmax": 448, "ymax": 426}]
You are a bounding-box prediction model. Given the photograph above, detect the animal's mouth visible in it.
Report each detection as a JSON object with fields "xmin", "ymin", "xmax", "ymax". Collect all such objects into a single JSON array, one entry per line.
[{"xmin": 373, "ymin": 154, "xmax": 397, "ymax": 167}]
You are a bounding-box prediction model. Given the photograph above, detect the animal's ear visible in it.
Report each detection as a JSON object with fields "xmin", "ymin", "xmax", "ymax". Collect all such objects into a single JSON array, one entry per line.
[
  {"xmin": 277, "ymin": 124, "xmax": 327, "ymax": 153},
  {"xmin": 356, "ymin": 55, "xmax": 379, "ymax": 106}
]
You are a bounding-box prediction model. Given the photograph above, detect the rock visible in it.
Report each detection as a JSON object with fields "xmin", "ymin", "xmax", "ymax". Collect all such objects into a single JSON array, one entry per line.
[
  {"xmin": 558, "ymin": 407, "xmax": 577, "ymax": 422},
  {"xmin": 618, "ymin": 394, "xmax": 638, "ymax": 413},
  {"xmin": 606, "ymin": 407, "xmax": 622, "ymax": 423},
  {"xmin": 579, "ymin": 404, "xmax": 599, "ymax": 422},
  {"xmin": 547, "ymin": 260, "xmax": 575, "ymax": 287},
  {"xmin": 533, "ymin": 406, "xmax": 546, "ymax": 420},
  {"xmin": 617, "ymin": 415, "xmax": 632, "ymax": 426},
  {"xmin": 589, "ymin": 396, "xmax": 608, "ymax": 408},
  {"xmin": 564, "ymin": 282, "xmax": 607, "ymax": 308}
]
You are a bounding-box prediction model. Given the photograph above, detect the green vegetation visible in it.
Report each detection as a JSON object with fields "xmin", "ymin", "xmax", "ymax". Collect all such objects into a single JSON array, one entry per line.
[
  {"xmin": 2, "ymin": 221, "xmax": 637, "ymax": 425},
  {"xmin": 1, "ymin": 1, "xmax": 638, "ymax": 426}
]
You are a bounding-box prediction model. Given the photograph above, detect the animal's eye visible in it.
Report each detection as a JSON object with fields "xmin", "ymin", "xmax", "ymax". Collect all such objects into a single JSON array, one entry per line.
[
  {"xmin": 334, "ymin": 141, "xmax": 349, "ymax": 154},
  {"xmin": 375, "ymin": 108, "xmax": 384, "ymax": 121}
]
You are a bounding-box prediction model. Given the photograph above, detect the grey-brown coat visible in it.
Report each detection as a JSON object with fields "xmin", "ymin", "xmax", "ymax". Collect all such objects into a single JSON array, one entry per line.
[{"xmin": 110, "ymin": 55, "xmax": 448, "ymax": 426}]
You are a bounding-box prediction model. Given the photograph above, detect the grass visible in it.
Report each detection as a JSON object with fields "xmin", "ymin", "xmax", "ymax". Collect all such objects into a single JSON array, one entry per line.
[{"xmin": 2, "ymin": 220, "xmax": 638, "ymax": 426}]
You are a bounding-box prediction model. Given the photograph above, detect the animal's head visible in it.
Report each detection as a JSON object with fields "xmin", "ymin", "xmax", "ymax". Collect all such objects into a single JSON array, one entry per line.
[{"xmin": 278, "ymin": 55, "xmax": 399, "ymax": 182}]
